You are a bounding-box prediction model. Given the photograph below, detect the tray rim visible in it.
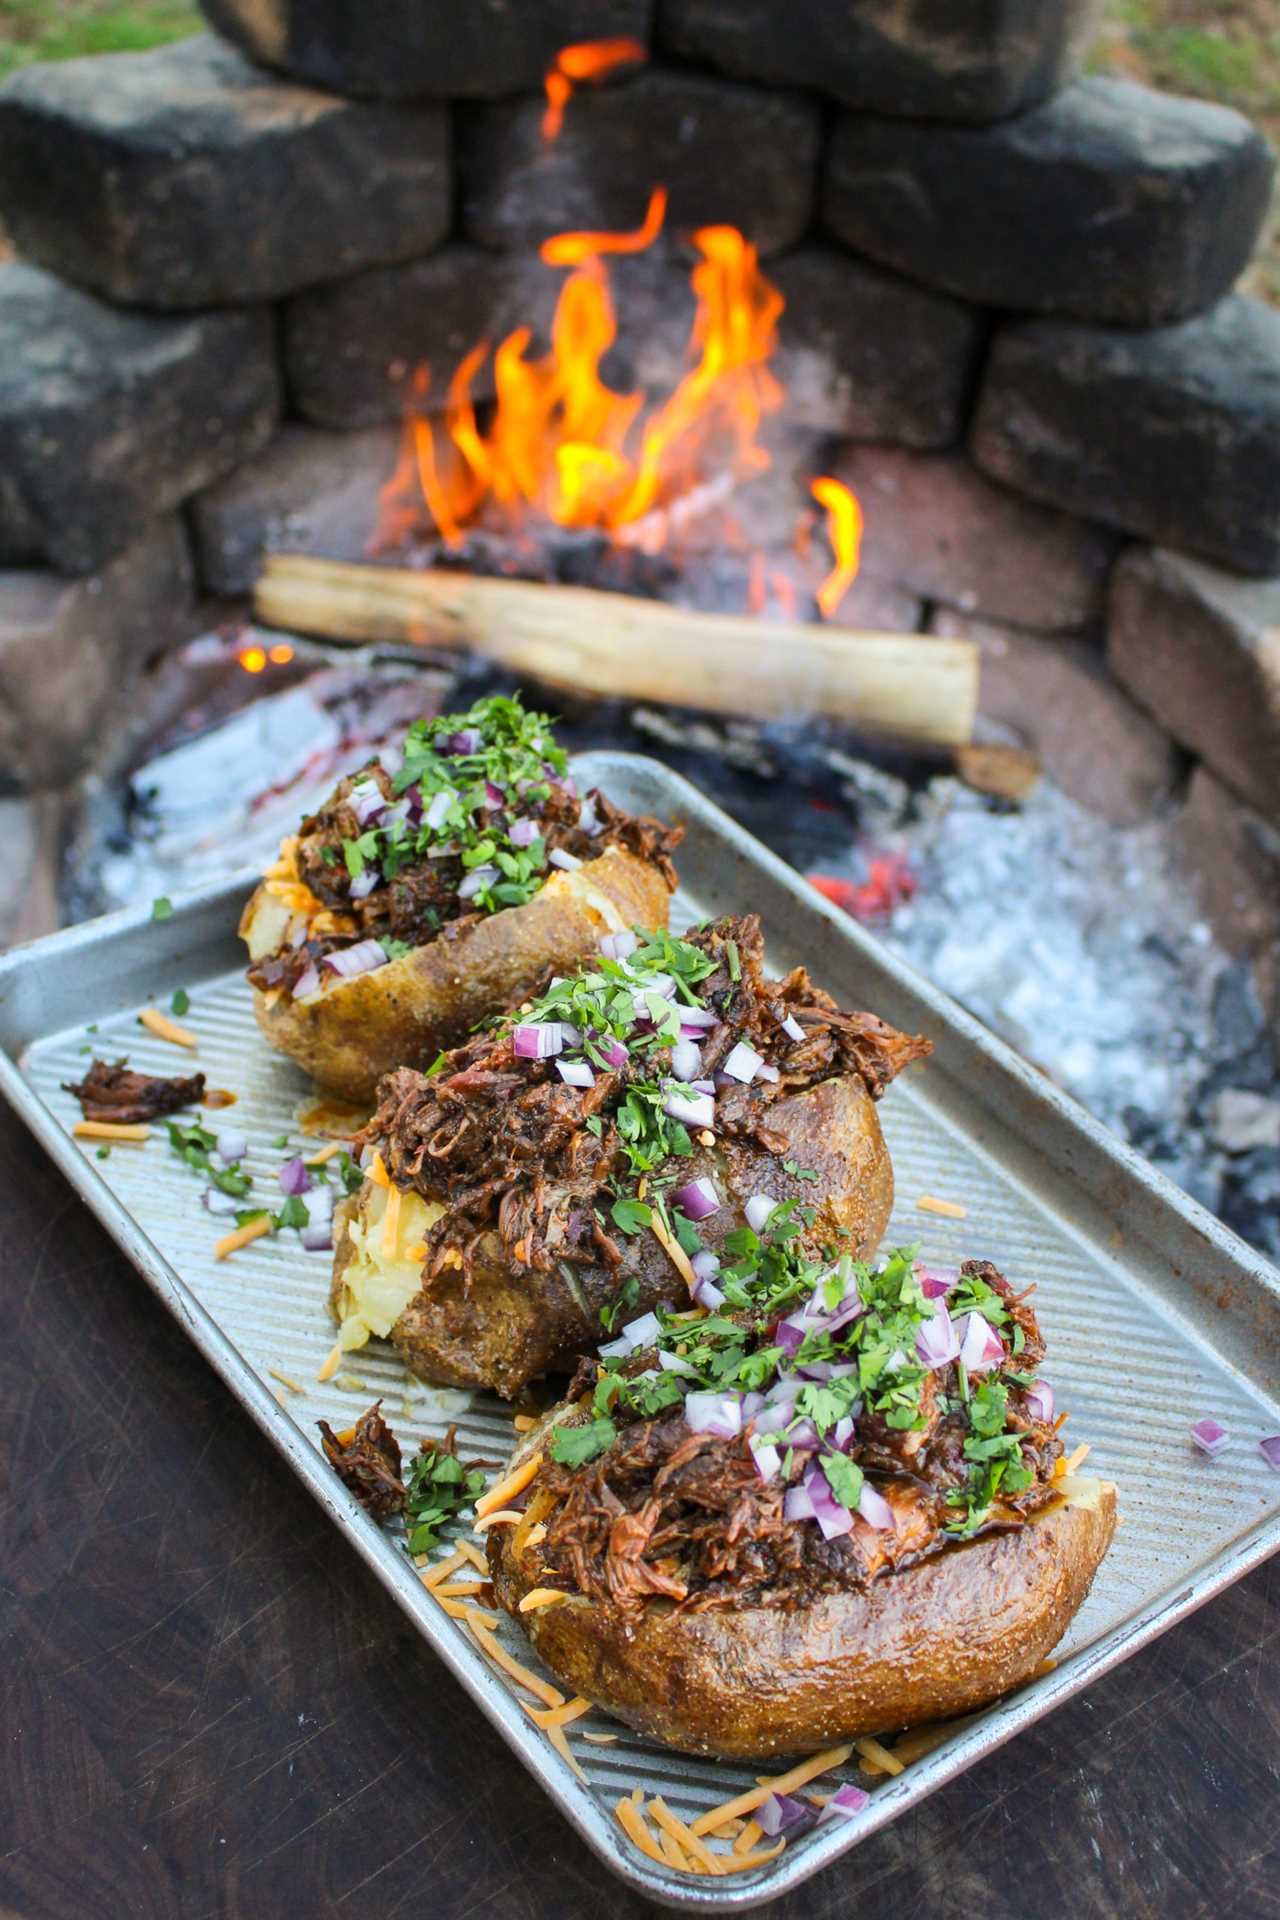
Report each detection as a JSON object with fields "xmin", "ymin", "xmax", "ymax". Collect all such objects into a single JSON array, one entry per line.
[{"xmin": 1, "ymin": 747, "xmax": 1277, "ymax": 1911}]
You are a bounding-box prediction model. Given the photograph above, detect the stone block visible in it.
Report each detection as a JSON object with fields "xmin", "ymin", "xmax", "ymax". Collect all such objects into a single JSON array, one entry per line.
[
  {"xmin": 931, "ymin": 607, "xmax": 1182, "ymax": 824},
  {"xmin": 0, "ymin": 792, "xmax": 65, "ymax": 947},
  {"xmin": 971, "ymin": 298, "xmax": 1280, "ymax": 577},
  {"xmin": 823, "ymin": 78, "xmax": 1274, "ymax": 328},
  {"xmin": 1109, "ymin": 547, "xmax": 1280, "ymax": 827},
  {"xmin": 200, "ymin": 0, "xmax": 652, "ymax": 100},
  {"xmin": 767, "ymin": 247, "xmax": 983, "ymax": 449},
  {"xmin": 0, "ymin": 263, "xmax": 278, "ymax": 575},
  {"xmin": 460, "ymin": 71, "xmax": 819, "ymax": 257},
  {"xmin": 0, "ymin": 518, "xmax": 194, "ymax": 790},
  {"xmin": 658, "ymin": 0, "xmax": 1101, "ymax": 123},
  {"xmin": 0, "ymin": 36, "xmax": 450, "ymax": 308},
  {"xmin": 1175, "ymin": 765, "xmax": 1280, "ymax": 1027},
  {"xmin": 825, "ymin": 445, "xmax": 1115, "ymax": 631},
  {"xmin": 190, "ymin": 424, "xmax": 400, "ymax": 594}
]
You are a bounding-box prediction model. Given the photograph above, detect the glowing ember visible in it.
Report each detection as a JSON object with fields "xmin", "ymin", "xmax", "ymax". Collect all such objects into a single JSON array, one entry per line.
[
  {"xmin": 238, "ymin": 641, "xmax": 294, "ymax": 674},
  {"xmin": 811, "ymin": 856, "xmax": 917, "ymax": 923},
  {"xmin": 374, "ymin": 186, "xmax": 791, "ymax": 555},
  {"xmin": 811, "ymin": 478, "xmax": 864, "ymax": 619},
  {"xmin": 542, "ymin": 38, "xmax": 647, "ymax": 143}
]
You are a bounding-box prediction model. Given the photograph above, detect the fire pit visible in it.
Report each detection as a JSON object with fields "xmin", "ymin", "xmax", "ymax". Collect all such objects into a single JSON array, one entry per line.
[{"xmin": 0, "ymin": 2, "xmax": 1277, "ymax": 1264}]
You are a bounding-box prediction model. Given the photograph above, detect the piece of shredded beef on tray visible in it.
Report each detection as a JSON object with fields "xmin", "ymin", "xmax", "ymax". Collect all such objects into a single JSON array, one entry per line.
[
  {"xmin": 63, "ymin": 1057, "xmax": 206, "ymax": 1125},
  {"xmin": 318, "ymin": 1402, "xmax": 406, "ymax": 1518}
]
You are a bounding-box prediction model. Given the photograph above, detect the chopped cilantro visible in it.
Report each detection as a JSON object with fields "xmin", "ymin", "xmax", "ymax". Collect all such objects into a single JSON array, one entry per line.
[
  {"xmin": 782, "ymin": 1157, "xmax": 819, "ymax": 1183},
  {"xmin": 150, "ymin": 897, "xmax": 173, "ymax": 921},
  {"xmin": 170, "ymin": 988, "xmax": 190, "ymax": 1016},
  {"xmin": 404, "ymin": 1443, "xmax": 487, "ymax": 1555},
  {"xmin": 549, "ymin": 1417, "xmax": 617, "ymax": 1467},
  {"xmin": 270, "ymin": 1133, "xmax": 290, "ymax": 1149},
  {"xmin": 600, "ymin": 1274, "xmax": 641, "ymax": 1332},
  {"xmin": 725, "ymin": 938, "xmax": 741, "ymax": 982},
  {"xmin": 275, "ymin": 1195, "xmax": 310, "ymax": 1231},
  {"xmin": 820, "ymin": 1450, "xmax": 864, "ymax": 1511},
  {"xmin": 610, "ymin": 1196, "xmax": 652, "ymax": 1236},
  {"xmin": 95, "ymin": 1145, "xmax": 111, "ymax": 1161}
]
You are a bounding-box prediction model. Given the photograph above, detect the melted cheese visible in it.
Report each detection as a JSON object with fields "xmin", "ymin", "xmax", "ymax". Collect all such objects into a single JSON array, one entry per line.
[{"xmin": 335, "ymin": 1181, "xmax": 445, "ymax": 1350}]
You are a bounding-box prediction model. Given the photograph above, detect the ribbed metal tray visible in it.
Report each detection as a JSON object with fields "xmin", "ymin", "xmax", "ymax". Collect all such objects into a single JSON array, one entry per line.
[{"xmin": 1, "ymin": 750, "xmax": 1277, "ymax": 1909}]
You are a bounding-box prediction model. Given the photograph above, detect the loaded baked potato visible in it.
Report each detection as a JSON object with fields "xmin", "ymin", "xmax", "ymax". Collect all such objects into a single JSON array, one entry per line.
[
  {"xmin": 490, "ymin": 1242, "xmax": 1115, "ymax": 1759},
  {"xmin": 240, "ymin": 693, "xmax": 680, "ymax": 1102},
  {"xmin": 329, "ymin": 913, "xmax": 930, "ymax": 1397}
]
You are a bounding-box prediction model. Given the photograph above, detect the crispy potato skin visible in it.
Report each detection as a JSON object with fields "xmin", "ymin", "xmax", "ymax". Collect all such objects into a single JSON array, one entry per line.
[
  {"xmin": 242, "ymin": 847, "xmax": 672, "ymax": 1103},
  {"xmin": 331, "ymin": 1071, "xmax": 895, "ymax": 1398},
  {"xmin": 491, "ymin": 1481, "xmax": 1116, "ymax": 1760}
]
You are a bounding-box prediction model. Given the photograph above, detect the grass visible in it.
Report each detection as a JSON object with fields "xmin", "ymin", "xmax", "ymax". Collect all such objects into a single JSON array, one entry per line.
[
  {"xmin": 1091, "ymin": 0, "xmax": 1280, "ymax": 303},
  {"xmin": 0, "ymin": 1, "xmax": 200, "ymax": 81}
]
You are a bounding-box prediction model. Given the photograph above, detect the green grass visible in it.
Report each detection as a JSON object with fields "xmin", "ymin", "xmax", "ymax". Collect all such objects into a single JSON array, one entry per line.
[{"xmin": 0, "ymin": 1, "xmax": 200, "ymax": 81}]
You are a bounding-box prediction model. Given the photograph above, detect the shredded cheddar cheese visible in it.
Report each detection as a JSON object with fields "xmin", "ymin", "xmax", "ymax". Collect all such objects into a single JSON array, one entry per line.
[
  {"xmin": 466, "ymin": 1618, "xmax": 564, "ymax": 1709},
  {"xmin": 315, "ymin": 1341, "xmax": 342, "ymax": 1382},
  {"xmin": 267, "ymin": 1368, "xmax": 304, "ymax": 1395},
  {"xmin": 691, "ymin": 1743, "xmax": 854, "ymax": 1836},
  {"xmin": 513, "ymin": 1414, "xmax": 538, "ymax": 1432},
  {"xmin": 523, "ymin": 1695, "xmax": 591, "ymax": 1731},
  {"xmin": 381, "ymin": 1181, "xmax": 402, "ymax": 1258},
  {"xmin": 214, "ymin": 1215, "xmax": 273, "ymax": 1260},
  {"xmin": 366, "ymin": 1151, "xmax": 390, "ymax": 1188},
  {"xmin": 649, "ymin": 1214, "xmax": 698, "ymax": 1293},
  {"xmin": 547, "ymin": 1723, "xmax": 588, "ymax": 1784},
  {"xmin": 476, "ymin": 1453, "xmax": 543, "ymax": 1518},
  {"xmin": 733, "ymin": 1818, "xmax": 764, "ymax": 1855},
  {"xmin": 421, "ymin": 1548, "xmax": 468, "ymax": 1589},
  {"xmin": 855, "ymin": 1736, "xmax": 904, "ymax": 1777},
  {"xmin": 649, "ymin": 1799, "xmax": 725, "ymax": 1876},
  {"xmin": 472, "ymin": 1508, "xmax": 525, "ymax": 1532},
  {"xmin": 73, "ymin": 1119, "xmax": 150, "ymax": 1143},
  {"xmin": 615, "ymin": 1798, "xmax": 667, "ymax": 1868},
  {"xmin": 138, "ymin": 1007, "xmax": 198, "ymax": 1050},
  {"xmin": 518, "ymin": 1587, "xmax": 570, "ymax": 1613},
  {"xmin": 305, "ymin": 1141, "xmax": 342, "ymax": 1165},
  {"xmin": 916, "ymin": 1194, "xmax": 967, "ymax": 1219}
]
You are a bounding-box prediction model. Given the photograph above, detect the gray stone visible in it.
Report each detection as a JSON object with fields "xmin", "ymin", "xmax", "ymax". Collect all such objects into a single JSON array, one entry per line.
[
  {"xmin": 824, "ymin": 446, "xmax": 1115, "ymax": 631},
  {"xmin": 0, "ymin": 36, "xmax": 451, "ymax": 310},
  {"xmin": 1109, "ymin": 547, "xmax": 1280, "ymax": 827},
  {"xmin": 823, "ymin": 78, "xmax": 1274, "ymax": 328},
  {"xmin": 0, "ymin": 262, "xmax": 278, "ymax": 575},
  {"xmin": 658, "ymin": 0, "xmax": 1101, "ymax": 123},
  {"xmin": 200, "ymin": 0, "xmax": 651, "ymax": 100},
  {"xmin": 460, "ymin": 70, "xmax": 819, "ymax": 257},
  {"xmin": 0, "ymin": 791, "xmax": 65, "ymax": 947},
  {"xmin": 284, "ymin": 246, "xmax": 527, "ymax": 428},
  {"xmin": 190, "ymin": 424, "xmax": 401, "ymax": 594},
  {"xmin": 1176, "ymin": 764, "xmax": 1280, "ymax": 1029},
  {"xmin": 766, "ymin": 247, "xmax": 984, "ymax": 449},
  {"xmin": 1207, "ymin": 1088, "xmax": 1280, "ymax": 1154},
  {"xmin": 971, "ymin": 298, "xmax": 1280, "ymax": 578},
  {"xmin": 0, "ymin": 518, "xmax": 194, "ymax": 790},
  {"xmin": 930, "ymin": 607, "xmax": 1182, "ymax": 825}
]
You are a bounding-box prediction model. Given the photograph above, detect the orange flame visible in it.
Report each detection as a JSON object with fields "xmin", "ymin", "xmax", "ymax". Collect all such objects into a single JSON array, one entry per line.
[
  {"xmin": 542, "ymin": 37, "xmax": 647, "ymax": 142},
  {"xmin": 375, "ymin": 188, "xmax": 787, "ymax": 553},
  {"xmin": 810, "ymin": 477, "xmax": 864, "ymax": 618}
]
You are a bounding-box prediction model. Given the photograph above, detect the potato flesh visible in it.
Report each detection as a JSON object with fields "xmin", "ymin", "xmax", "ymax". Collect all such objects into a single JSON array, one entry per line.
[{"xmin": 333, "ymin": 1182, "xmax": 445, "ymax": 1353}]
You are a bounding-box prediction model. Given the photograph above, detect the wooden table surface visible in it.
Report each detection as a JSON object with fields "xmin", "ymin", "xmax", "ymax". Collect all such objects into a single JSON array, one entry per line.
[{"xmin": 2, "ymin": 1094, "xmax": 1277, "ymax": 1920}]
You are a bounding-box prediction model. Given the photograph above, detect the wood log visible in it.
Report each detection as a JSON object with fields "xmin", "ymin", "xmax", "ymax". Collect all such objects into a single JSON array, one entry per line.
[{"xmin": 253, "ymin": 554, "xmax": 978, "ymax": 749}]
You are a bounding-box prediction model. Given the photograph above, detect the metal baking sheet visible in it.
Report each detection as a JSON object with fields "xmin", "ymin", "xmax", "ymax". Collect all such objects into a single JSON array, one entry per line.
[{"xmin": 1, "ymin": 749, "xmax": 1277, "ymax": 1910}]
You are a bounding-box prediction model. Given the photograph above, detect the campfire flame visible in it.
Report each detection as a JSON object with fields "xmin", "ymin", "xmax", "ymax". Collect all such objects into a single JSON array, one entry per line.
[
  {"xmin": 542, "ymin": 38, "xmax": 648, "ymax": 143},
  {"xmin": 810, "ymin": 478, "xmax": 864, "ymax": 619},
  {"xmin": 375, "ymin": 186, "xmax": 790, "ymax": 553}
]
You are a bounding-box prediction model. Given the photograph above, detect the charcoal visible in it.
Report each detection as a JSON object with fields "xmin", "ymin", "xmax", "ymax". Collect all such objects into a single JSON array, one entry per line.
[
  {"xmin": 0, "ymin": 263, "xmax": 278, "ymax": 575},
  {"xmin": 0, "ymin": 36, "xmax": 450, "ymax": 308},
  {"xmin": 823, "ymin": 78, "xmax": 1274, "ymax": 327},
  {"xmin": 659, "ymin": 0, "xmax": 1099, "ymax": 123},
  {"xmin": 971, "ymin": 298, "xmax": 1280, "ymax": 578}
]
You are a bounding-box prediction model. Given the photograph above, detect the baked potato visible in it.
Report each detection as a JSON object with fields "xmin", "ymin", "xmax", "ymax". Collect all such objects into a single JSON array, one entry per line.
[
  {"xmin": 329, "ymin": 914, "xmax": 931, "ymax": 1398},
  {"xmin": 490, "ymin": 1246, "xmax": 1115, "ymax": 1760},
  {"xmin": 240, "ymin": 693, "xmax": 681, "ymax": 1102}
]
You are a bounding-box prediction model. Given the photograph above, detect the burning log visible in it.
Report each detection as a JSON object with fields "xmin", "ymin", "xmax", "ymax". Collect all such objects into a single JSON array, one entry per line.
[{"xmin": 253, "ymin": 554, "xmax": 978, "ymax": 748}]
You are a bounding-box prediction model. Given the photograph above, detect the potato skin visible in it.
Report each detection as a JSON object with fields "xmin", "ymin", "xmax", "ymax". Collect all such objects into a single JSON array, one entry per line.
[
  {"xmin": 491, "ymin": 1480, "xmax": 1116, "ymax": 1760},
  {"xmin": 242, "ymin": 846, "xmax": 672, "ymax": 1103},
  {"xmin": 332, "ymin": 1071, "xmax": 895, "ymax": 1398}
]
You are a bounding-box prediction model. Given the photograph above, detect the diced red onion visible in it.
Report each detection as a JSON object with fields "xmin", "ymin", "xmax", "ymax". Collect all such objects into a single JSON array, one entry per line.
[
  {"xmin": 423, "ymin": 788, "xmax": 454, "ymax": 832},
  {"xmin": 1260, "ymin": 1436, "xmax": 1280, "ymax": 1469},
  {"xmin": 802, "ymin": 1462, "xmax": 854, "ymax": 1540},
  {"xmin": 307, "ymin": 1183, "xmax": 336, "ymax": 1220},
  {"xmin": 598, "ymin": 1335, "xmax": 632, "ymax": 1360},
  {"xmin": 741, "ymin": 1391, "xmax": 765, "ymax": 1424},
  {"xmin": 779, "ymin": 1012, "xmax": 805, "ymax": 1043},
  {"xmin": 722, "ymin": 1040, "xmax": 763, "ymax": 1083},
  {"xmin": 348, "ymin": 868, "xmax": 379, "ymax": 901},
  {"xmin": 599, "ymin": 930, "xmax": 638, "ymax": 961},
  {"xmin": 621, "ymin": 1310, "xmax": 661, "ymax": 1348},
  {"xmin": 556, "ymin": 1059, "xmax": 595, "ymax": 1089},
  {"xmin": 578, "ymin": 794, "xmax": 602, "ymax": 835},
  {"xmin": 278, "ymin": 1156, "xmax": 312, "ymax": 1196},
  {"xmin": 755, "ymin": 1061, "xmax": 780, "ymax": 1083},
  {"xmin": 672, "ymin": 1003, "xmax": 716, "ymax": 1029},
  {"xmin": 692, "ymin": 1276, "xmax": 726, "ymax": 1309},
  {"xmin": 745, "ymin": 1193, "xmax": 777, "ymax": 1234},
  {"xmin": 659, "ymin": 1349, "xmax": 696, "ymax": 1375},
  {"xmin": 752, "ymin": 1404, "xmax": 792, "ymax": 1437},
  {"xmin": 215, "ymin": 1128, "xmax": 248, "ymax": 1165},
  {"xmin": 692, "ymin": 1078, "xmax": 716, "ymax": 1096},
  {"xmin": 512, "ymin": 1023, "xmax": 563, "ymax": 1060},
  {"xmin": 820, "ymin": 1784, "xmax": 870, "ymax": 1824},
  {"xmin": 765, "ymin": 1375, "xmax": 804, "ymax": 1407},
  {"xmin": 663, "ymin": 1086, "xmax": 715, "ymax": 1130},
  {"xmin": 917, "ymin": 1262, "xmax": 959, "ymax": 1300},
  {"xmin": 644, "ymin": 972, "xmax": 679, "ymax": 1000},
  {"xmin": 457, "ymin": 865, "xmax": 498, "ymax": 900},
  {"xmin": 785, "ymin": 1418, "xmax": 820, "ymax": 1450},
  {"xmin": 548, "ymin": 848, "xmax": 582, "ymax": 872},
  {"xmin": 670, "ymin": 1037, "xmax": 702, "ymax": 1083},
  {"xmin": 684, "ymin": 1393, "xmax": 743, "ymax": 1438},
  {"xmin": 958, "ymin": 1311, "xmax": 1005, "ymax": 1374},
  {"xmin": 291, "ymin": 964, "xmax": 322, "ymax": 1001},
  {"xmin": 509, "ymin": 817, "xmax": 540, "ymax": 847},
  {"xmin": 857, "ymin": 1480, "xmax": 896, "ymax": 1530},
  {"xmin": 348, "ymin": 779, "xmax": 386, "ymax": 827},
  {"xmin": 672, "ymin": 1176, "xmax": 720, "ymax": 1220},
  {"xmin": 832, "ymin": 1415, "xmax": 855, "ymax": 1450},
  {"xmin": 598, "ymin": 1037, "xmax": 630, "ymax": 1069},
  {"xmin": 1190, "ymin": 1417, "xmax": 1230, "ymax": 1457},
  {"xmin": 299, "ymin": 1222, "xmax": 334, "ymax": 1252},
  {"xmin": 749, "ymin": 1437, "xmax": 783, "ymax": 1481},
  {"xmin": 427, "ymin": 839, "xmax": 457, "ymax": 859},
  {"xmin": 321, "ymin": 939, "xmax": 387, "ymax": 978},
  {"xmin": 378, "ymin": 742, "xmax": 404, "ymax": 776},
  {"xmin": 289, "ymin": 919, "xmax": 309, "ymax": 948},
  {"xmin": 690, "ymin": 1249, "xmax": 720, "ymax": 1281},
  {"xmin": 445, "ymin": 727, "xmax": 481, "ymax": 755},
  {"xmin": 1025, "ymin": 1380, "xmax": 1055, "ymax": 1424},
  {"xmin": 759, "ymin": 1793, "xmax": 816, "ymax": 1838},
  {"xmin": 774, "ymin": 1314, "xmax": 807, "ymax": 1357},
  {"xmin": 202, "ymin": 1187, "xmax": 241, "ymax": 1217},
  {"xmin": 915, "ymin": 1297, "xmax": 960, "ymax": 1370},
  {"xmin": 783, "ymin": 1484, "xmax": 816, "ymax": 1523},
  {"xmin": 483, "ymin": 780, "xmax": 505, "ymax": 809}
]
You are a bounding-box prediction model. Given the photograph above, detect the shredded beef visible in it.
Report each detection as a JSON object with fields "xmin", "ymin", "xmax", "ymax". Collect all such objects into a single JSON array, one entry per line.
[
  {"xmin": 63, "ymin": 1057, "xmax": 206, "ymax": 1125},
  {"xmin": 528, "ymin": 1267, "xmax": 1061, "ymax": 1623},
  {"xmin": 318, "ymin": 1402, "xmax": 406, "ymax": 1518},
  {"xmin": 357, "ymin": 915, "xmax": 930, "ymax": 1288},
  {"xmin": 249, "ymin": 770, "xmax": 683, "ymax": 993}
]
